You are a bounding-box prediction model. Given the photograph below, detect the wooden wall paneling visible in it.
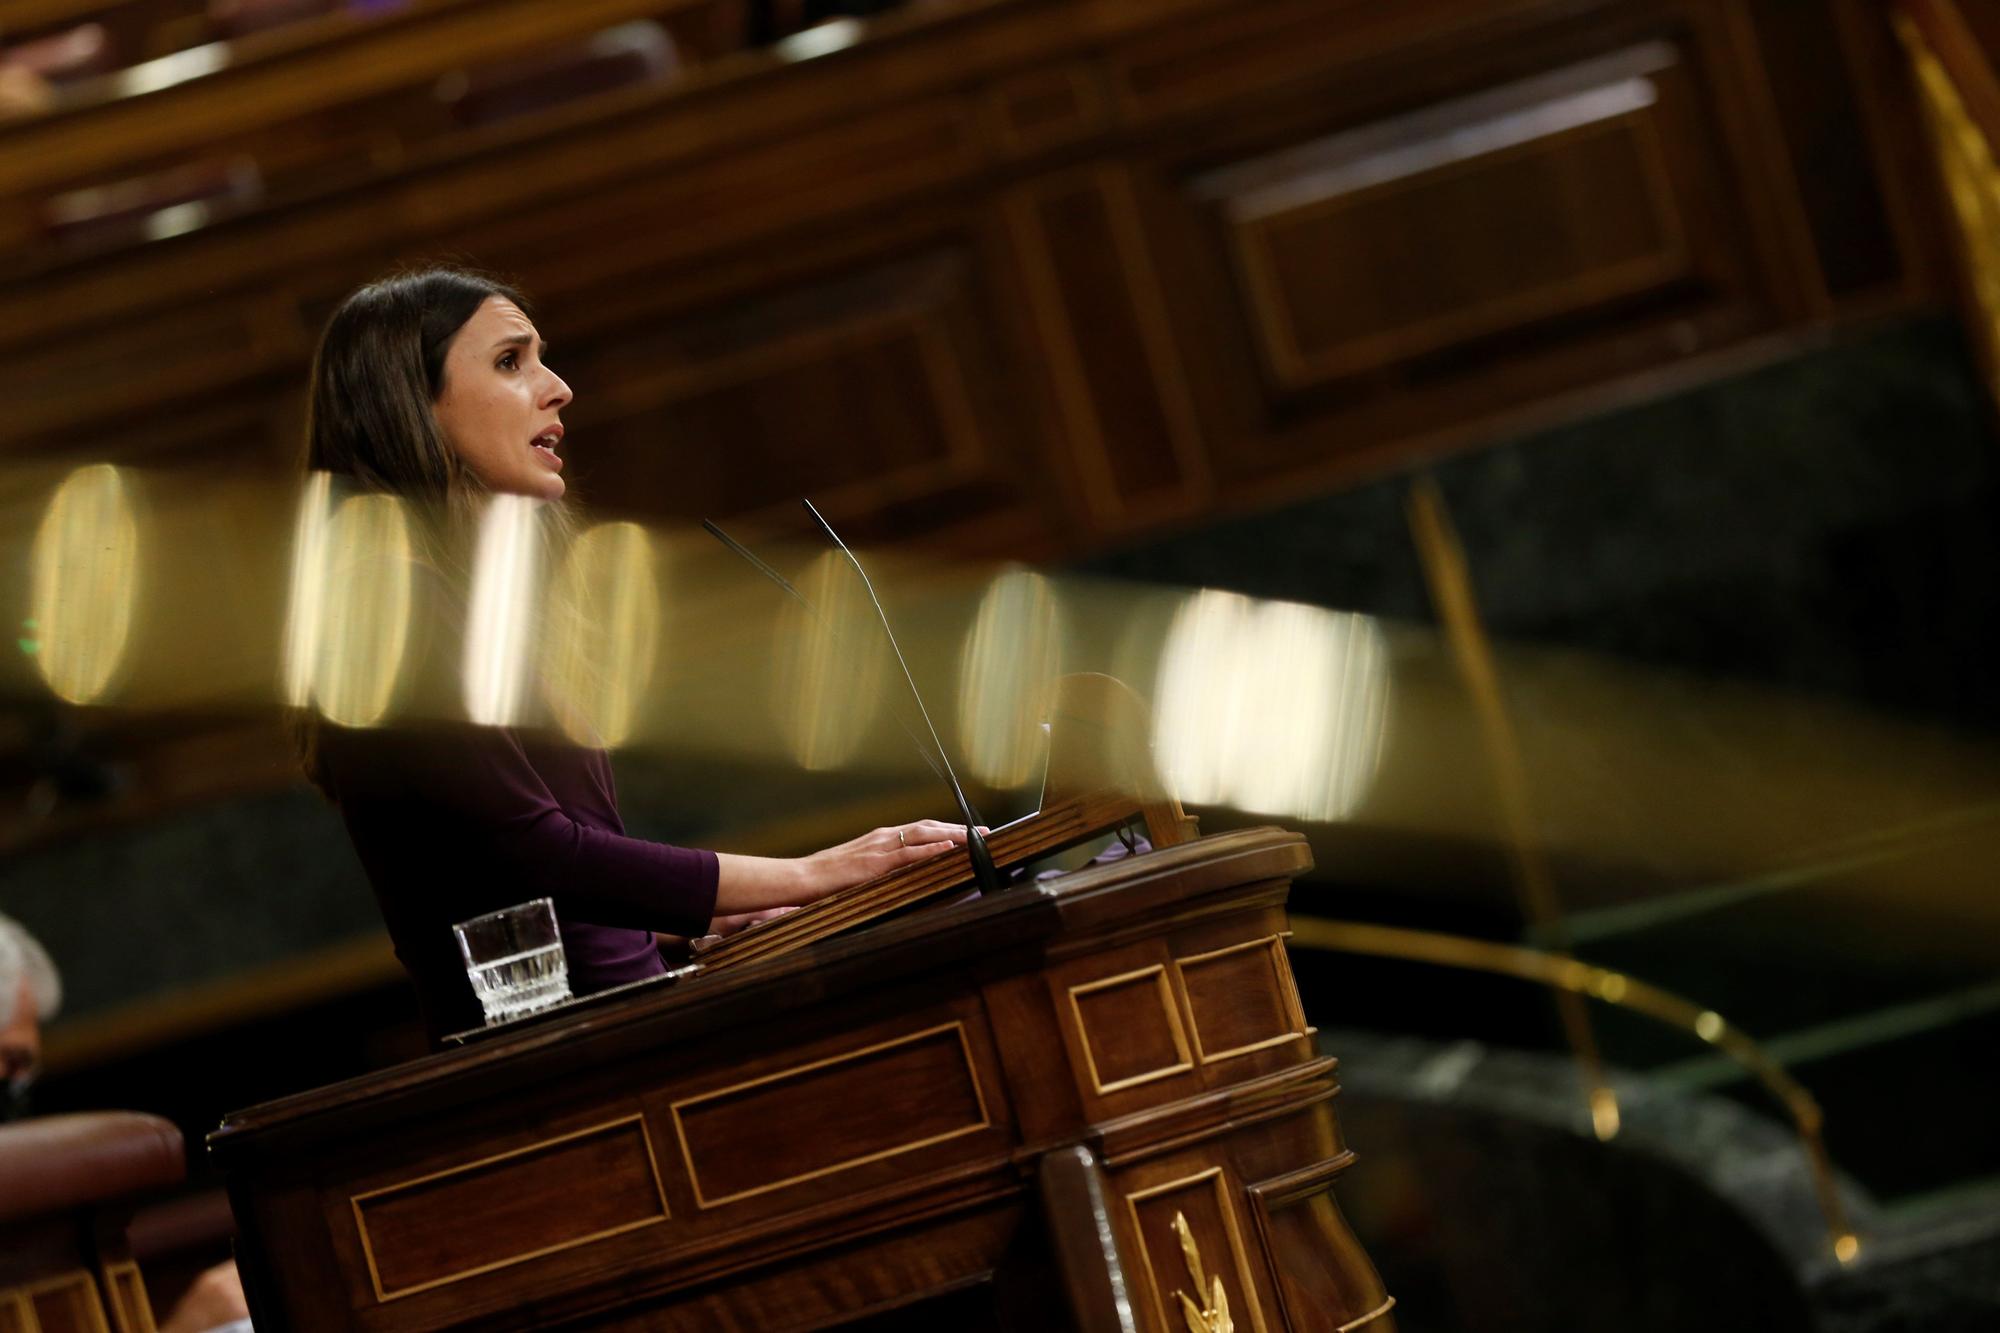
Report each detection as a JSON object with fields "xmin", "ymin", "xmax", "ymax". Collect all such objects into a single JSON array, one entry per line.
[
  {"xmin": 1002, "ymin": 165, "xmax": 1210, "ymax": 539},
  {"xmin": 558, "ymin": 253, "xmax": 990, "ymax": 520},
  {"xmin": 10, "ymin": 294, "xmax": 289, "ymax": 452},
  {"xmin": 1106, "ymin": 0, "xmax": 1563, "ymax": 127},
  {"xmin": 0, "ymin": 0, "xmax": 712, "ymax": 201},
  {"xmin": 521, "ymin": 209, "xmax": 1063, "ymax": 551},
  {"xmin": 1725, "ymin": 0, "xmax": 1906, "ymax": 306},
  {"xmin": 1129, "ymin": 9, "xmax": 1800, "ymax": 501},
  {"xmin": 1692, "ymin": 0, "xmax": 1839, "ymax": 320},
  {"xmin": 0, "ymin": 0, "xmax": 207, "ymax": 65},
  {"xmin": 1817, "ymin": 0, "xmax": 1956, "ymax": 310},
  {"xmin": 1208, "ymin": 44, "xmax": 1700, "ymax": 389},
  {"xmin": 979, "ymin": 58, "xmax": 1115, "ymax": 161},
  {"xmin": 0, "ymin": 0, "xmax": 1952, "ymax": 560}
]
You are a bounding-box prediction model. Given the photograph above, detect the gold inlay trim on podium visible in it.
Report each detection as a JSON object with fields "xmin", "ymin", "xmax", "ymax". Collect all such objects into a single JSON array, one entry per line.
[
  {"xmin": 1068, "ymin": 963, "xmax": 1196, "ymax": 1095},
  {"xmin": 670, "ymin": 1020, "xmax": 992, "ymax": 1209},
  {"xmin": 349, "ymin": 1113, "xmax": 670, "ymax": 1302}
]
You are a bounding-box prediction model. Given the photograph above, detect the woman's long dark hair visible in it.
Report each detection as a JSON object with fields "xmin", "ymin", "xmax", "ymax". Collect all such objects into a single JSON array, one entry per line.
[
  {"xmin": 304, "ymin": 267, "xmax": 526, "ymax": 511},
  {"xmin": 293, "ymin": 266, "xmax": 533, "ymax": 788}
]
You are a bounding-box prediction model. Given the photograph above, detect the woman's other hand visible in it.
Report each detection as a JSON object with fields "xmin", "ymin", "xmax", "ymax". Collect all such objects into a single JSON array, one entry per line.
[{"xmin": 713, "ymin": 905, "xmax": 799, "ymax": 935}]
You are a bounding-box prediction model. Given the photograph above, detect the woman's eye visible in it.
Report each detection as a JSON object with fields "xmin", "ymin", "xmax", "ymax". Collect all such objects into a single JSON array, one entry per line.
[{"xmin": 498, "ymin": 352, "xmax": 517, "ymax": 370}]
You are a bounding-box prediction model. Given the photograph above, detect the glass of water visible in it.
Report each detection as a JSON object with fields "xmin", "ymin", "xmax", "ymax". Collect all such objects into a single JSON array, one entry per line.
[{"xmin": 453, "ymin": 898, "xmax": 572, "ymax": 1025}]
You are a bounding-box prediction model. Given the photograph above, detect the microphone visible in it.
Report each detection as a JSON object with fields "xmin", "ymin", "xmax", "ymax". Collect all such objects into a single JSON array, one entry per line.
[
  {"xmin": 798, "ymin": 499, "xmax": 1001, "ymax": 895},
  {"xmin": 701, "ymin": 517, "xmax": 1001, "ymax": 893}
]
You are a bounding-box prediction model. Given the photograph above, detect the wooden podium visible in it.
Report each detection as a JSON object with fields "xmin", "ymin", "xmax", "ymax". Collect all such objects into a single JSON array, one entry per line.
[
  {"xmin": 212, "ymin": 679, "xmax": 1393, "ymax": 1331},
  {"xmin": 212, "ymin": 828, "xmax": 1393, "ymax": 1331}
]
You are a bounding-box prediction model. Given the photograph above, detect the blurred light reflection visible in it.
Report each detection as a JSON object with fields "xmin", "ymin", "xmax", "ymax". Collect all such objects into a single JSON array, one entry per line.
[
  {"xmin": 543, "ymin": 522, "xmax": 660, "ymax": 749},
  {"xmin": 464, "ymin": 496, "xmax": 544, "ymax": 728},
  {"xmin": 30, "ymin": 464, "xmax": 140, "ymax": 705},
  {"xmin": 281, "ymin": 471, "xmax": 334, "ymax": 709},
  {"xmin": 774, "ymin": 549, "xmax": 886, "ymax": 771},
  {"xmin": 312, "ymin": 493, "xmax": 412, "ymax": 728},
  {"xmin": 956, "ymin": 569, "xmax": 1061, "ymax": 789},
  {"xmin": 1152, "ymin": 589, "xmax": 1390, "ymax": 822}
]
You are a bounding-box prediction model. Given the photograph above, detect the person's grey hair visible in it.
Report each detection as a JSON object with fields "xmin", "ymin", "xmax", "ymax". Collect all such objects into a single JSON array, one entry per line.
[{"xmin": 0, "ymin": 914, "xmax": 61, "ymax": 1028}]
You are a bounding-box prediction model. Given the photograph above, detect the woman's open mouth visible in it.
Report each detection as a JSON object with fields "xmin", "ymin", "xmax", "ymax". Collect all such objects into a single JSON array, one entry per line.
[{"xmin": 530, "ymin": 424, "xmax": 564, "ymax": 470}]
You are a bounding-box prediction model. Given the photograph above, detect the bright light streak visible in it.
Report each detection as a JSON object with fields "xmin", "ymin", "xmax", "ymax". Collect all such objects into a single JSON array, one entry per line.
[
  {"xmin": 1152, "ymin": 590, "xmax": 1391, "ymax": 821},
  {"xmin": 543, "ymin": 522, "xmax": 660, "ymax": 748},
  {"xmin": 774, "ymin": 17, "xmax": 861, "ymax": 62},
  {"xmin": 313, "ymin": 494, "xmax": 412, "ymax": 728},
  {"xmin": 29, "ymin": 464, "xmax": 140, "ymax": 705},
  {"xmin": 957, "ymin": 569, "xmax": 1061, "ymax": 788},
  {"xmin": 281, "ymin": 471, "xmax": 334, "ymax": 709},
  {"xmin": 773, "ymin": 549, "xmax": 885, "ymax": 771},
  {"xmin": 463, "ymin": 495, "xmax": 544, "ymax": 727},
  {"xmin": 107, "ymin": 41, "xmax": 228, "ymax": 99}
]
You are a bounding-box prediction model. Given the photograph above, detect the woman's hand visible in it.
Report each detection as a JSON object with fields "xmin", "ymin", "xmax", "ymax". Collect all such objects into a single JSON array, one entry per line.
[
  {"xmin": 712, "ymin": 821, "xmax": 985, "ymax": 915},
  {"xmin": 799, "ymin": 820, "xmax": 980, "ymax": 899}
]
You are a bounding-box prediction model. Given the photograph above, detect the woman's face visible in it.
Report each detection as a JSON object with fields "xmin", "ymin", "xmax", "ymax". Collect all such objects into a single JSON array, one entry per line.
[{"xmin": 434, "ymin": 295, "xmax": 572, "ymax": 501}]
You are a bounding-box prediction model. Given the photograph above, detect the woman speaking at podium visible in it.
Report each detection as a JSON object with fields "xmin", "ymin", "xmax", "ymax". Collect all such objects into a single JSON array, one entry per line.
[{"xmin": 294, "ymin": 267, "xmax": 966, "ymax": 1042}]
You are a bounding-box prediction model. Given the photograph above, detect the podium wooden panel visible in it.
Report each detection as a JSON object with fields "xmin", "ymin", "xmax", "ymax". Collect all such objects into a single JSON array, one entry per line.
[{"xmin": 210, "ymin": 828, "xmax": 1394, "ymax": 1331}]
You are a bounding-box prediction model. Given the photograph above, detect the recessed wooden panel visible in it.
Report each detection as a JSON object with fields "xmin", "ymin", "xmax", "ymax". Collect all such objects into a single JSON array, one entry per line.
[
  {"xmin": 670, "ymin": 1022, "xmax": 990, "ymax": 1208},
  {"xmin": 1009, "ymin": 168, "xmax": 1205, "ymax": 529},
  {"xmin": 573, "ymin": 251, "xmax": 994, "ymax": 521},
  {"xmin": 1177, "ymin": 936, "xmax": 1308, "ymax": 1063},
  {"xmin": 1125, "ymin": 1168, "xmax": 1269, "ymax": 1333},
  {"xmin": 1209, "ymin": 46, "xmax": 1696, "ymax": 389},
  {"xmin": 351, "ymin": 1115, "xmax": 668, "ymax": 1301},
  {"xmin": 1068, "ymin": 964, "xmax": 1194, "ymax": 1094}
]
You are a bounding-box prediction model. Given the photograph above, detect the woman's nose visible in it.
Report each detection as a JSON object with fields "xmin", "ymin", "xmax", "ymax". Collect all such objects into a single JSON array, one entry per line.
[{"xmin": 541, "ymin": 370, "xmax": 572, "ymax": 411}]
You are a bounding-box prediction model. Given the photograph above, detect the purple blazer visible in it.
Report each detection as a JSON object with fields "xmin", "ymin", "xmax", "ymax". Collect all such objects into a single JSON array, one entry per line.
[{"xmin": 319, "ymin": 722, "xmax": 718, "ymax": 1042}]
